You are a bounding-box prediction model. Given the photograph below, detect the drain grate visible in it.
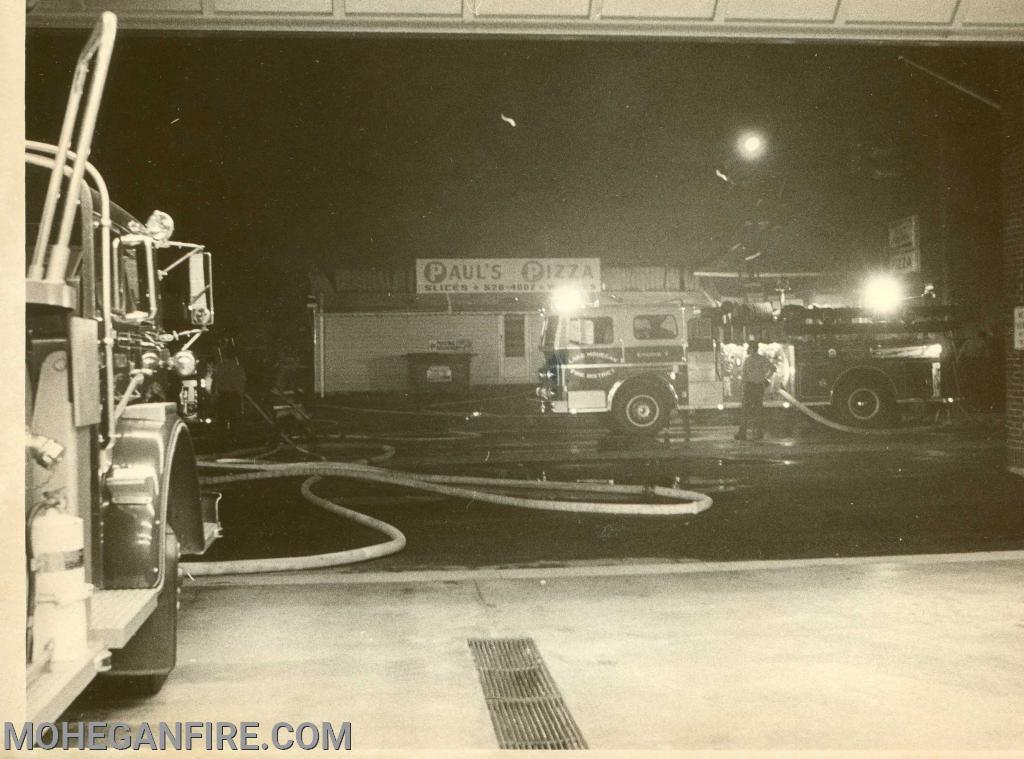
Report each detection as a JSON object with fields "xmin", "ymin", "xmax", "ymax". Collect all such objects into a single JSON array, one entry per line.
[{"xmin": 468, "ymin": 638, "xmax": 587, "ymax": 750}]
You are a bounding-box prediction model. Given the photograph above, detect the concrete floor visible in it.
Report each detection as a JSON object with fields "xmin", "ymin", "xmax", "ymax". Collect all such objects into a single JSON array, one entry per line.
[{"xmin": 70, "ymin": 552, "xmax": 1024, "ymax": 751}]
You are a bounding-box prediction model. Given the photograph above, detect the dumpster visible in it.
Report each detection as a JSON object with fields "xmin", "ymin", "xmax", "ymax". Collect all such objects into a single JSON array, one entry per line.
[{"xmin": 405, "ymin": 352, "xmax": 474, "ymax": 394}]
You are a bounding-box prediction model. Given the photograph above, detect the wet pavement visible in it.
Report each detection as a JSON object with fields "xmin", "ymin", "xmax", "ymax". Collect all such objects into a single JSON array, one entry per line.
[{"xmin": 189, "ymin": 392, "xmax": 1024, "ymax": 571}]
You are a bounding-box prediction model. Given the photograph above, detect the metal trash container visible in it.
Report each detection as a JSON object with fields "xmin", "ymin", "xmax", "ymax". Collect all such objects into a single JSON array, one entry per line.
[{"xmin": 405, "ymin": 352, "xmax": 474, "ymax": 394}]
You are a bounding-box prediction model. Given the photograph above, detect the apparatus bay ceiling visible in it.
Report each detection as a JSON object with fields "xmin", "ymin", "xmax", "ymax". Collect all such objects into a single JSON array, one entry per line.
[{"xmin": 27, "ymin": 0, "xmax": 1024, "ymax": 42}]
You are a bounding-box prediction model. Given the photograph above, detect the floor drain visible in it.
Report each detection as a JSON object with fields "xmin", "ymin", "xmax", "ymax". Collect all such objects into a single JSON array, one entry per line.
[{"xmin": 468, "ymin": 638, "xmax": 587, "ymax": 750}]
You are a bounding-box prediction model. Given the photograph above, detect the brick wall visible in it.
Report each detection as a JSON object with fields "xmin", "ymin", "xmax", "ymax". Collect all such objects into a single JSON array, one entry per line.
[{"xmin": 1005, "ymin": 52, "xmax": 1024, "ymax": 473}]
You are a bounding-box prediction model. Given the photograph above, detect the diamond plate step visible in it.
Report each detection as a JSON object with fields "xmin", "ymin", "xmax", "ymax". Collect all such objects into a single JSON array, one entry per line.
[{"xmin": 90, "ymin": 588, "xmax": 159, "ymax": 649}]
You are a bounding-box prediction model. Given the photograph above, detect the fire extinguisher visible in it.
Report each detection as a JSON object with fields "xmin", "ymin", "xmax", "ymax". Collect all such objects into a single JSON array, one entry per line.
[{"xmin": 29, "ymin": 499, "xmax": 93, "ymax": 663}]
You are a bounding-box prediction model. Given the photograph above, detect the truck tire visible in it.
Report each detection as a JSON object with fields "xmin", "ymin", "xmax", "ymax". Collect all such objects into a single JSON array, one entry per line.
[
  {"xmin": 611, "ymin": 382, "xmax": 672, "ymax": 435},
  {"xmin": 834, "ymin": 377, "xmax": 897, "ymax": 428},
  {"xmin": 105, "ymin": 529, "xmax": 180, "ymax": 696}
]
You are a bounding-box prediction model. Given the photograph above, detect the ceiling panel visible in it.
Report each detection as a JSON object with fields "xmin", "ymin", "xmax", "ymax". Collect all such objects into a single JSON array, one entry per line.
[
  {"xmin": 843, "ymin": 0, "xmax": 958, "ymax": 24},
  {"xmin": 82, "ymin": 0, "xmax": 203, "ymax": 12},
  {"xmin": 472, "ymin": 0, "xmax": 590, "ymax": 18},
  {"xmin": 961, "ymin": 0, "xmax": 1024, "ymax": 25},
  {"xmin": 599, "ymin": 1, "xmax": 717, "ymax": 21},
  {"xmin": 345, "ymin": 0, "xmax": 463, "ymax": 15},
  {"xmin": 724, "ymin": 0, "xmax": 839, "ymax": 22},
  {"xmin": 212, "ymin": 0, "xmax": 333, "ymax": 12}
]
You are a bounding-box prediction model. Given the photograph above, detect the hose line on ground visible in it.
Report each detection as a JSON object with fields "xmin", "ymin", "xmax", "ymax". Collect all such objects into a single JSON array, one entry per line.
[
  {"xmin": 183, "ymin": 459, "xmax": 713, "ymax": 576},
  {"xmin": 183, "ymin": 475, "xmax": 406, "ymax": 576},
  {"xmin": 196, "ymin": 460, "xmax": 713, "ymax": 516},
  {"xmin": 777, "ymin": 387, "xmax": 938, "ymax": 436}
]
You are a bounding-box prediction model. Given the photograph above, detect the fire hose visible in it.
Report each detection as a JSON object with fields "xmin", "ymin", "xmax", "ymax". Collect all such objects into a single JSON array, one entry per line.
[
  {"xmin": 183, "ymin": 459, "xmax": 713, "ymax": 576},
  {"xmin": 776, "ymin": 387, "xmax": 942, "ymax": 436}
]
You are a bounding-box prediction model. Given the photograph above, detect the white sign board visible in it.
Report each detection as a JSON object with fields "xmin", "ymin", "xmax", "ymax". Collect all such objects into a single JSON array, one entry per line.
[
  {"xmin": 1015, "ymin": 306, "xmax": 1024, "ymax": 351},
  {"xmin": 416, "ymin": 258, "xmax": 601, "ymax": 294},
  {"xmin": 888, "ymin": 215, "xmax": 921, "ymax": 273}
]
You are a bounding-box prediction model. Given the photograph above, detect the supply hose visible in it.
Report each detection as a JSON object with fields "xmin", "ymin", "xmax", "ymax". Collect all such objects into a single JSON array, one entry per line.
[
  {"xmin": 183, "ymin": 459, "xmax": 712, "ymax": 576},
  {"xmin": 777, "ymin": 387, "xmax": 939, "ymax": 436},
  {"xmin": 197, "ymin": 460, "xmax": 713, "ymax": 516},
  {"xmin": 182, "ymin": 475, "xmax": 406, "ymax": 576}
]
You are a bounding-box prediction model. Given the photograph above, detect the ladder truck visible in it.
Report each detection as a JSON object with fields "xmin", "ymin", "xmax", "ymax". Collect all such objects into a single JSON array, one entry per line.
[{"xmin": 537, "ymin": 294, "xmax": 956, "ymax": 434}]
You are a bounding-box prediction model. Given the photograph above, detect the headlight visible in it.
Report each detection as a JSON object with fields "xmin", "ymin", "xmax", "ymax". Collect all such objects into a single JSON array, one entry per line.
[{"xmin": 171, "ymin": 350, "xmax": 197, "ymax": 377}]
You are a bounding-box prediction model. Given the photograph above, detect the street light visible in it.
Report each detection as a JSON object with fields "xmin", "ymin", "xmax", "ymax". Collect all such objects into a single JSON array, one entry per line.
[{"xmin": 736, "ymin": 131, "xmax": 767, "ymax": 162}]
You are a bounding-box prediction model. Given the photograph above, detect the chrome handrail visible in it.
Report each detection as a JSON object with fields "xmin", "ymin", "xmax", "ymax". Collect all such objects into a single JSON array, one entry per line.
[{"xmin": 29, "ymin": 13, "xmax": 116, "ymax": 285}]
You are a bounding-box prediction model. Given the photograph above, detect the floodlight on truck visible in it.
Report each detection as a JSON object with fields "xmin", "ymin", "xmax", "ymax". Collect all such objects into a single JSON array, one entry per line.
[
  {"xmin": 549, "ymin": 283, "xmax": 588, "ymax": 314},
  {"xmin": 862, "ymin": 273, "xmax": 904, "ymax": 314}
]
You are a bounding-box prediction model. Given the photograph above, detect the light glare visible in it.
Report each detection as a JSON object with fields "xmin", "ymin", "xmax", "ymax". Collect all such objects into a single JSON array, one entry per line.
[
  {"xmin": 737, "ymin": 131, "xmax": 767, "ymax": 161},
  {"xmin": 862, "ymin": 274, "xmax": 903, "ymax": 313},
  {"xmin": 550, "ymin": 284, "xmax": 587, "ymax": 314}
]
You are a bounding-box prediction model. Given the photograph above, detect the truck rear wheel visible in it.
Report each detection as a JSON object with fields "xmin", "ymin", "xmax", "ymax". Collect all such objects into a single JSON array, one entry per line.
[
  {"xmin": 834, "ymin": 378, "xmax": 897, "ymax": 428},
  {"xmin": 105, "ymin": 529, "xmax": 180, "ymax": 696},
  {"xmin": 611, "ymin": 383, "xmax": 672, "ymax": 435}
]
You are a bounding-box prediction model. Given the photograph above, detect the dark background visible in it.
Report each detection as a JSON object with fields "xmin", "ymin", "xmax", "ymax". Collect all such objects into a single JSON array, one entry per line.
[{"xmin": 25, "ymin": 32, "xmax": 1003, "ymax": 342}]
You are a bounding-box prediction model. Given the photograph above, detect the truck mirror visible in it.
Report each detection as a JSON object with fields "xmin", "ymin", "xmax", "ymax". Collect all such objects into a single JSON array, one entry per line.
[{"xmin": 188, "ymin": 250, "xmax": 214, "ymax": 326}]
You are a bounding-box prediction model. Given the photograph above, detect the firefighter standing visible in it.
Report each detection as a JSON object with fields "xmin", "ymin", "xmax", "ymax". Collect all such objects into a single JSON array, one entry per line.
[
  {"xmin": 735, "ymin": 339, "xmax": 776, "ymax": 441},
  {"xmin": 212, "ymin": 345, "xmax": 246, "ymax": 443}
]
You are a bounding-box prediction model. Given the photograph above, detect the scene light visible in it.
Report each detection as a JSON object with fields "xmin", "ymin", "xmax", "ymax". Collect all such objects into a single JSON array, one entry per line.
[
  {"xmin": 862, "ymin": 274, "xmax": 904, "ymax": 314},
  {"xmin": 550, "ymin": 284, "xmax": 587, "ymax": 314}
]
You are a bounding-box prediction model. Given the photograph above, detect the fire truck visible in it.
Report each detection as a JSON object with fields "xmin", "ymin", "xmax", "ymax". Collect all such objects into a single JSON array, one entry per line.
[
  {"xmin": 536, "ymin": 296, "xmax": 956, "ymax": 434},
  {"xmin": 25, "ymin": 13, "xmax": 220, "ymax": 722}
]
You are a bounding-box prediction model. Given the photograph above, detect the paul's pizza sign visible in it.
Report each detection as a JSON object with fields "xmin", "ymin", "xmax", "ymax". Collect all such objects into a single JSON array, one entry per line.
[{"xmin": 416, "ymin": 258, "xmax": 601, "ymax": 294}]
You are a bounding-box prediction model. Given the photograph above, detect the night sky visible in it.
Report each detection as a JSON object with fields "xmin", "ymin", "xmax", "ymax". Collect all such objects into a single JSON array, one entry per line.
[{"xmin": 25, "ymin": 31, "xmax": 1003, "ymax": 339}]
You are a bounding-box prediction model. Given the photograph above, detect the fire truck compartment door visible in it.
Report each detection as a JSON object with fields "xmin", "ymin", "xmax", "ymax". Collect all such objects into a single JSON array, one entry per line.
[
  {"xmin": 688, "ymin": 381, "xmax": 725, "ymax": 408},
  {"xmin": 568, "ymin": 390, "xmax": 607, "ymax": 411}
]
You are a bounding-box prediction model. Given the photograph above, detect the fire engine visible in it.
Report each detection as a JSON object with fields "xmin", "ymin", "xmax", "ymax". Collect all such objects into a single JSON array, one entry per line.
[
  {"xmin": 537, "ymin": 292, "xmax": 956, "ymax": 434},
  {"xmin": 25, "ymin": 13, "xmax": 220, "ymax": 722}
]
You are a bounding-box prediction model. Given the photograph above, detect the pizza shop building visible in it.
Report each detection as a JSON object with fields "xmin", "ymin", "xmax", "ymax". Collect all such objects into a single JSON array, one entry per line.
[{"xmin": 309, "ymin": 258, "xmax": 711, "ymax": 395}]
